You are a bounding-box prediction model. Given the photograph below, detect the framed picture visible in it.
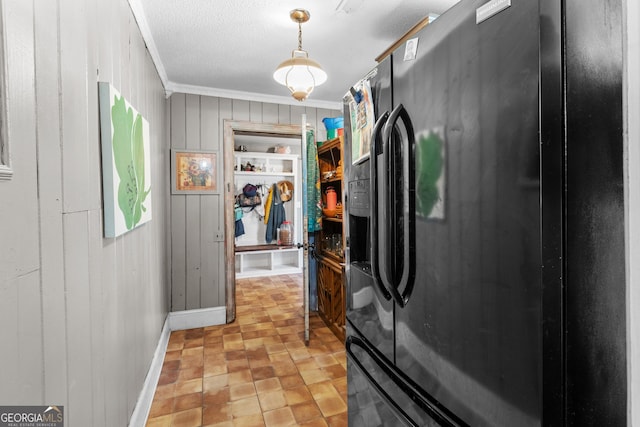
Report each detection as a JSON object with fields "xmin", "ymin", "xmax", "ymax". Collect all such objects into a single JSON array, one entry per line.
[
  {"xmin": 171, "ymin": 149, "xmax": 218, "ymax": 194},
  {"xmin": 98, "ymin": 82, "xmax": 152, "ymax": 238},
  {"xmin": 347, "ymin": 79, "xmax": 374, "ymax": 165}
]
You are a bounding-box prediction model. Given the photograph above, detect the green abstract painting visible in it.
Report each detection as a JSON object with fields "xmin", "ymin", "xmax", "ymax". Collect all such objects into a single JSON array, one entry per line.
[
  {"xmin": 416, "ymin": 129, "xmax": 445, "ymax": 219},
  {"xmin": 99, "ymin": 82, "xmax": 152, "ymax": 237}
]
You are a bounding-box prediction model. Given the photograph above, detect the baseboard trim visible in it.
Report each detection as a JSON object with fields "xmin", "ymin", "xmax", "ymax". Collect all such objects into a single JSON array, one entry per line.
[
  {"xmin": 128, "ymin": 306, "xmax": 226, "ymax": 426},
  {"xmin": 168, "ymin": 306, "xmax": 227, "ymax": 331},
  {"xmin": 128, "ymin": 317, "xmax": 171, "ymax": 427}
]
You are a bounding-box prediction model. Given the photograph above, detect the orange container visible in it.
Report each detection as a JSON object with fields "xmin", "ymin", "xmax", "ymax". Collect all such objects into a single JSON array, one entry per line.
[{"xmin": 326, "ymin": 187, "xmax": 337, "ymax": 210}]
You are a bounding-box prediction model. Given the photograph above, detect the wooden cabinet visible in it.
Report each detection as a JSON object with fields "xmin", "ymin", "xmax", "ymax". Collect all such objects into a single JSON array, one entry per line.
[
  {"xmin": 316, "ymin": 136, "xmax": 345, "ymax": 341},
  {"xmin": 317, "ymin": 257, "xmax": 345, "ymax": 335}
]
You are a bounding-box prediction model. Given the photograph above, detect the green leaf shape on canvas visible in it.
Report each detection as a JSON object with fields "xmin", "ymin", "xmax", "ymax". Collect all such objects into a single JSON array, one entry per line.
[
  {"xmin": 131, "ymin": 113, "xmax": 150, "ymax": 225},
  {"xmin": 416, "ymin": 132, "xmax": 443, "ymax": 218},
  {"xmin": 111, "ymin": 95, "xmax": 150, "ymax": 230}
]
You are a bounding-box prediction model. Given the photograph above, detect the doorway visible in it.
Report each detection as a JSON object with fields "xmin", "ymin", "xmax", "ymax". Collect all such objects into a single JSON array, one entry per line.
[{"xmin": 222, "ymin": 120, "xmax": 304, "ymax": 323}]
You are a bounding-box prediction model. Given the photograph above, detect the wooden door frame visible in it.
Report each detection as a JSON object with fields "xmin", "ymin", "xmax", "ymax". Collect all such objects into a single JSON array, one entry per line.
[{"xmin": 223, "ymin": 120, "xmax": 303, "ymax": 323}]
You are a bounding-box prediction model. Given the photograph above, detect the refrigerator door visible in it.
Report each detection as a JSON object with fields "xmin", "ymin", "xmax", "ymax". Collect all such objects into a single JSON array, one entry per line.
[
  {"xmin": 344, "ymin": 58, "xmax": 395, "ymax": 362},
  {"xmin": 347, "ymin": 325, "xmax": 467, "ymax": 427},
  {"xmin": 392, "ymin": 1, "xmax": 542, "ymax": 425}
]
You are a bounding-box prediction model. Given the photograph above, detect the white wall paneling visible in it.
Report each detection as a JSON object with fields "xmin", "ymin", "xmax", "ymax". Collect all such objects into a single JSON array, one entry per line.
[
  {"xmin": 0, "ymin": 0, "xmax": 169, "ymax": 425},
  {"xmin": 0, "ymin": 0, "xmax": 637, "ymax": 424},
  {"xmin": 626, "ymin": 0, "xmax": 640, "ymax": 422}
]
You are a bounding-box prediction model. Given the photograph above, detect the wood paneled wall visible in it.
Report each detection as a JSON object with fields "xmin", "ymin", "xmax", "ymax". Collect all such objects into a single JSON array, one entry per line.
[
  {"xmin": 169, "ymin": 94, "xmax": 340, "ymax": 311},
  {"xmin": 629, "ymin": 1, "xmax": 640, "ymax": 424},
  {"xmin": 0, "ymin": 0, "xmax": 169, "ymax": 425}
]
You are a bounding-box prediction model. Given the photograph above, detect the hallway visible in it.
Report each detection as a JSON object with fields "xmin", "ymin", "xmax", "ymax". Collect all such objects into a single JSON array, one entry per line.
[{"xmin": 145, "ymin": 274, "xmax": 347, "ymax": 426}]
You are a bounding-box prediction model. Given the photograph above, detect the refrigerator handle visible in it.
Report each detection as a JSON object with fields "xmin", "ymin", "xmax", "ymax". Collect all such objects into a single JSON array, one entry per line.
[
  {"xmin": 370, "ymin": 111, "xmax": 393, "ymax": 301},
  {"xmin": 381, "ymin": 104, "xmax": 416, "ymax": 308},
  {"xmin": 346, "ymin": 336, "xmax": 420, "ymax": 427},
  {"xmin": 346, "ymin": 335, "xmax": 467, "ymax": 427}
]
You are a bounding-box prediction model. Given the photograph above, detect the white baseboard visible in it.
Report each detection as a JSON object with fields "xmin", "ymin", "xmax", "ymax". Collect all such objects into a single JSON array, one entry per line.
[
  {"xmin": 128, "ymin": 317, "xmax": 171, "ymax": 427},
  {"xmin": 168, "ymin": 305, "xmax": 227, "ymax": 330},
  {"xmin": 128, "ymin": 306, "xmax": 226, "ymax": 426}
]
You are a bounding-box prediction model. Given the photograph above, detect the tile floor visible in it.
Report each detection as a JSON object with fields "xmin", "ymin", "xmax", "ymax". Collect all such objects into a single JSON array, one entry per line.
[{"xmin": 145, "ymin": 274, "xmax": 347, "ymax": 427}]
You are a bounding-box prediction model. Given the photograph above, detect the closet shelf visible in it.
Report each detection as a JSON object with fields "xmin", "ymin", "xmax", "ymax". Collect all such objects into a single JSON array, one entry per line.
[
  {"xmin": 234, "ymin": 150, "xmax": 302, "ymax": 279},
  {"xmin": 320, "ymin": 177, "xmax": 342, "ymax": 184},
  {"xmin": 235, "ymin": 244, "xmax": 296, "ymax": 253},
  {"xmin": 323, "ymin": 217, "xmax": 343, "ymax": 223},
  {"xmin": 235, "ymin": 171, "xmax": 295, "ymax": 177}
]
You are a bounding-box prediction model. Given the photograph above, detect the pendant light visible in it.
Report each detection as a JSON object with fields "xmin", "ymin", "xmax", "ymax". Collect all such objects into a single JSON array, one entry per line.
[{"xmin": 273, "ymin": 9, "xmax": 327, "ymax": 102}]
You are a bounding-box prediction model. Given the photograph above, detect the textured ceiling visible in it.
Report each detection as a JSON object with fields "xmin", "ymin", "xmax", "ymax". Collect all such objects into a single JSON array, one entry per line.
[{"xmin": 130, "ymin": 0, "xmax": 460, "ymax": 108}]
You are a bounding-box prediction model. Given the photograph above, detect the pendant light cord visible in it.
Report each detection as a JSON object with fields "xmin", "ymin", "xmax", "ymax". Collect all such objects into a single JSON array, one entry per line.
[{"xmin": 298, "ymin": 20, "xmax": 303, "ymax": 50}]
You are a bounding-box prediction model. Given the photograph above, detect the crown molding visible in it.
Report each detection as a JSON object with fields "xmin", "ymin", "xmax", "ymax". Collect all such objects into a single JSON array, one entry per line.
[
  {"xmin": 127, "ymin": 0, "xmax": 169, "ymax": 89},
  {"xmin": 165, "ymin": 82, "xmax": 342, "ymax": 111},
  {"xmin": 127, "ymin": 0, "xmax": 341, "ymax": 111}
]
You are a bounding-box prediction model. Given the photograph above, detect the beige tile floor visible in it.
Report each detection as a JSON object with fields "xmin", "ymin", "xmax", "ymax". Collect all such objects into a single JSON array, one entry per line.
[{"xmin": 145, "ymin": 274, "xmax": 347, "ymax": 427}]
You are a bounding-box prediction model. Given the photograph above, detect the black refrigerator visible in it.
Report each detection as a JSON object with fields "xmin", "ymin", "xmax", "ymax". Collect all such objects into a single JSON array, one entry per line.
[{"xmin": 343, "ymin": 0, "xmax": 626, "ymax": 426}]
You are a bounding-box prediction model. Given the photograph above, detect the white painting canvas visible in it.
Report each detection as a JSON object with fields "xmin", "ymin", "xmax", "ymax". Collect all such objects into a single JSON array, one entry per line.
[{"xmin": 98, "ymin": 82, "xmax": 152, "ymax": 237}]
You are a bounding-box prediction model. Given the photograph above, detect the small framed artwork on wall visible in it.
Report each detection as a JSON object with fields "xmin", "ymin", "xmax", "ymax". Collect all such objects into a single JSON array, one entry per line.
[{"xmin": 171, "ymin": 149, "xmax": 218, "ymax": 194}]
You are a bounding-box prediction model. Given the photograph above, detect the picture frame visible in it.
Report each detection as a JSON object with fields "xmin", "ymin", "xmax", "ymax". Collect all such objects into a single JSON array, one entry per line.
[
  {"xmin": 348, "ymin": 79, "xmax": 374, "ymax": 165},
  {"xmin": 171, "ymin": 149, "xmax": 218, "ymax": 194},
  {"xmin": 98, "ymin": 82, "xmax": 152, "ymax": 238}
]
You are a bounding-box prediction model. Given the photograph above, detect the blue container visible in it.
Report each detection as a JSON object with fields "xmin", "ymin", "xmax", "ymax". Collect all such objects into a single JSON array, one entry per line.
[{"xmin": 322, "ymin": 117, "xmax": 344, "ymax": 130}]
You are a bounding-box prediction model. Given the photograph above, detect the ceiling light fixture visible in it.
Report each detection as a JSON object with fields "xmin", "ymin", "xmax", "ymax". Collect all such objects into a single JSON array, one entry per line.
[{"xmin": 273, "ymin": 9, "xmax": 327, "ymax": 102}]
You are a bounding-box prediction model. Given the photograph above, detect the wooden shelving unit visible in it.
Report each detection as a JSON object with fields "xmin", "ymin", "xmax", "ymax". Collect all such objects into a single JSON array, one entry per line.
[
  {"xmin": 316, "ymin": 136, "xmax": 346, "ymax": 341},
  {"xmin": 234, "ymin": 151, "xmax": 302, "ymax": 278}
]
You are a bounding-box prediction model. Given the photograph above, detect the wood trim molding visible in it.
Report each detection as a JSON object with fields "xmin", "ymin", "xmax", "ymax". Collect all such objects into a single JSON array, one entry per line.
[
  {"xmin": 375, "ymin": 15, "xmax": 431, "ymax": 63},
  {"xmin": 222, "ymin": 120, "xmax": 303, "ymax": 324}
]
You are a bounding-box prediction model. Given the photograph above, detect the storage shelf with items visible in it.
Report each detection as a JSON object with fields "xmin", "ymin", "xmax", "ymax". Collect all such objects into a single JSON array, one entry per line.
[
  {"xmin": 234, "ymin": 151, "xmax": 302, "ymax": 279},
  {"xmin": 234, "ymin": 151, "xmax": 297, "ymax": 176},
  {"xmin": 316, "ymin": 136, "xmax": 346, "ymax": 341}
]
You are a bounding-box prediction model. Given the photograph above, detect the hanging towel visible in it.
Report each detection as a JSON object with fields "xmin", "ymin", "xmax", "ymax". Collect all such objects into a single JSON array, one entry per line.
[
  {"xmin": 306, "ymin": 129, "xmax": 323, "ymax": 232},
  {"xmin": 263, "ymin": 185, "xmax": 273, "ymax": 225},
  {"xmin": 265, "ymin": 183, "xmax": 286, "ymax": 243},
  {"xmin": 234, "ymin": 218, "xmax": 245, "ymax": 237}
]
